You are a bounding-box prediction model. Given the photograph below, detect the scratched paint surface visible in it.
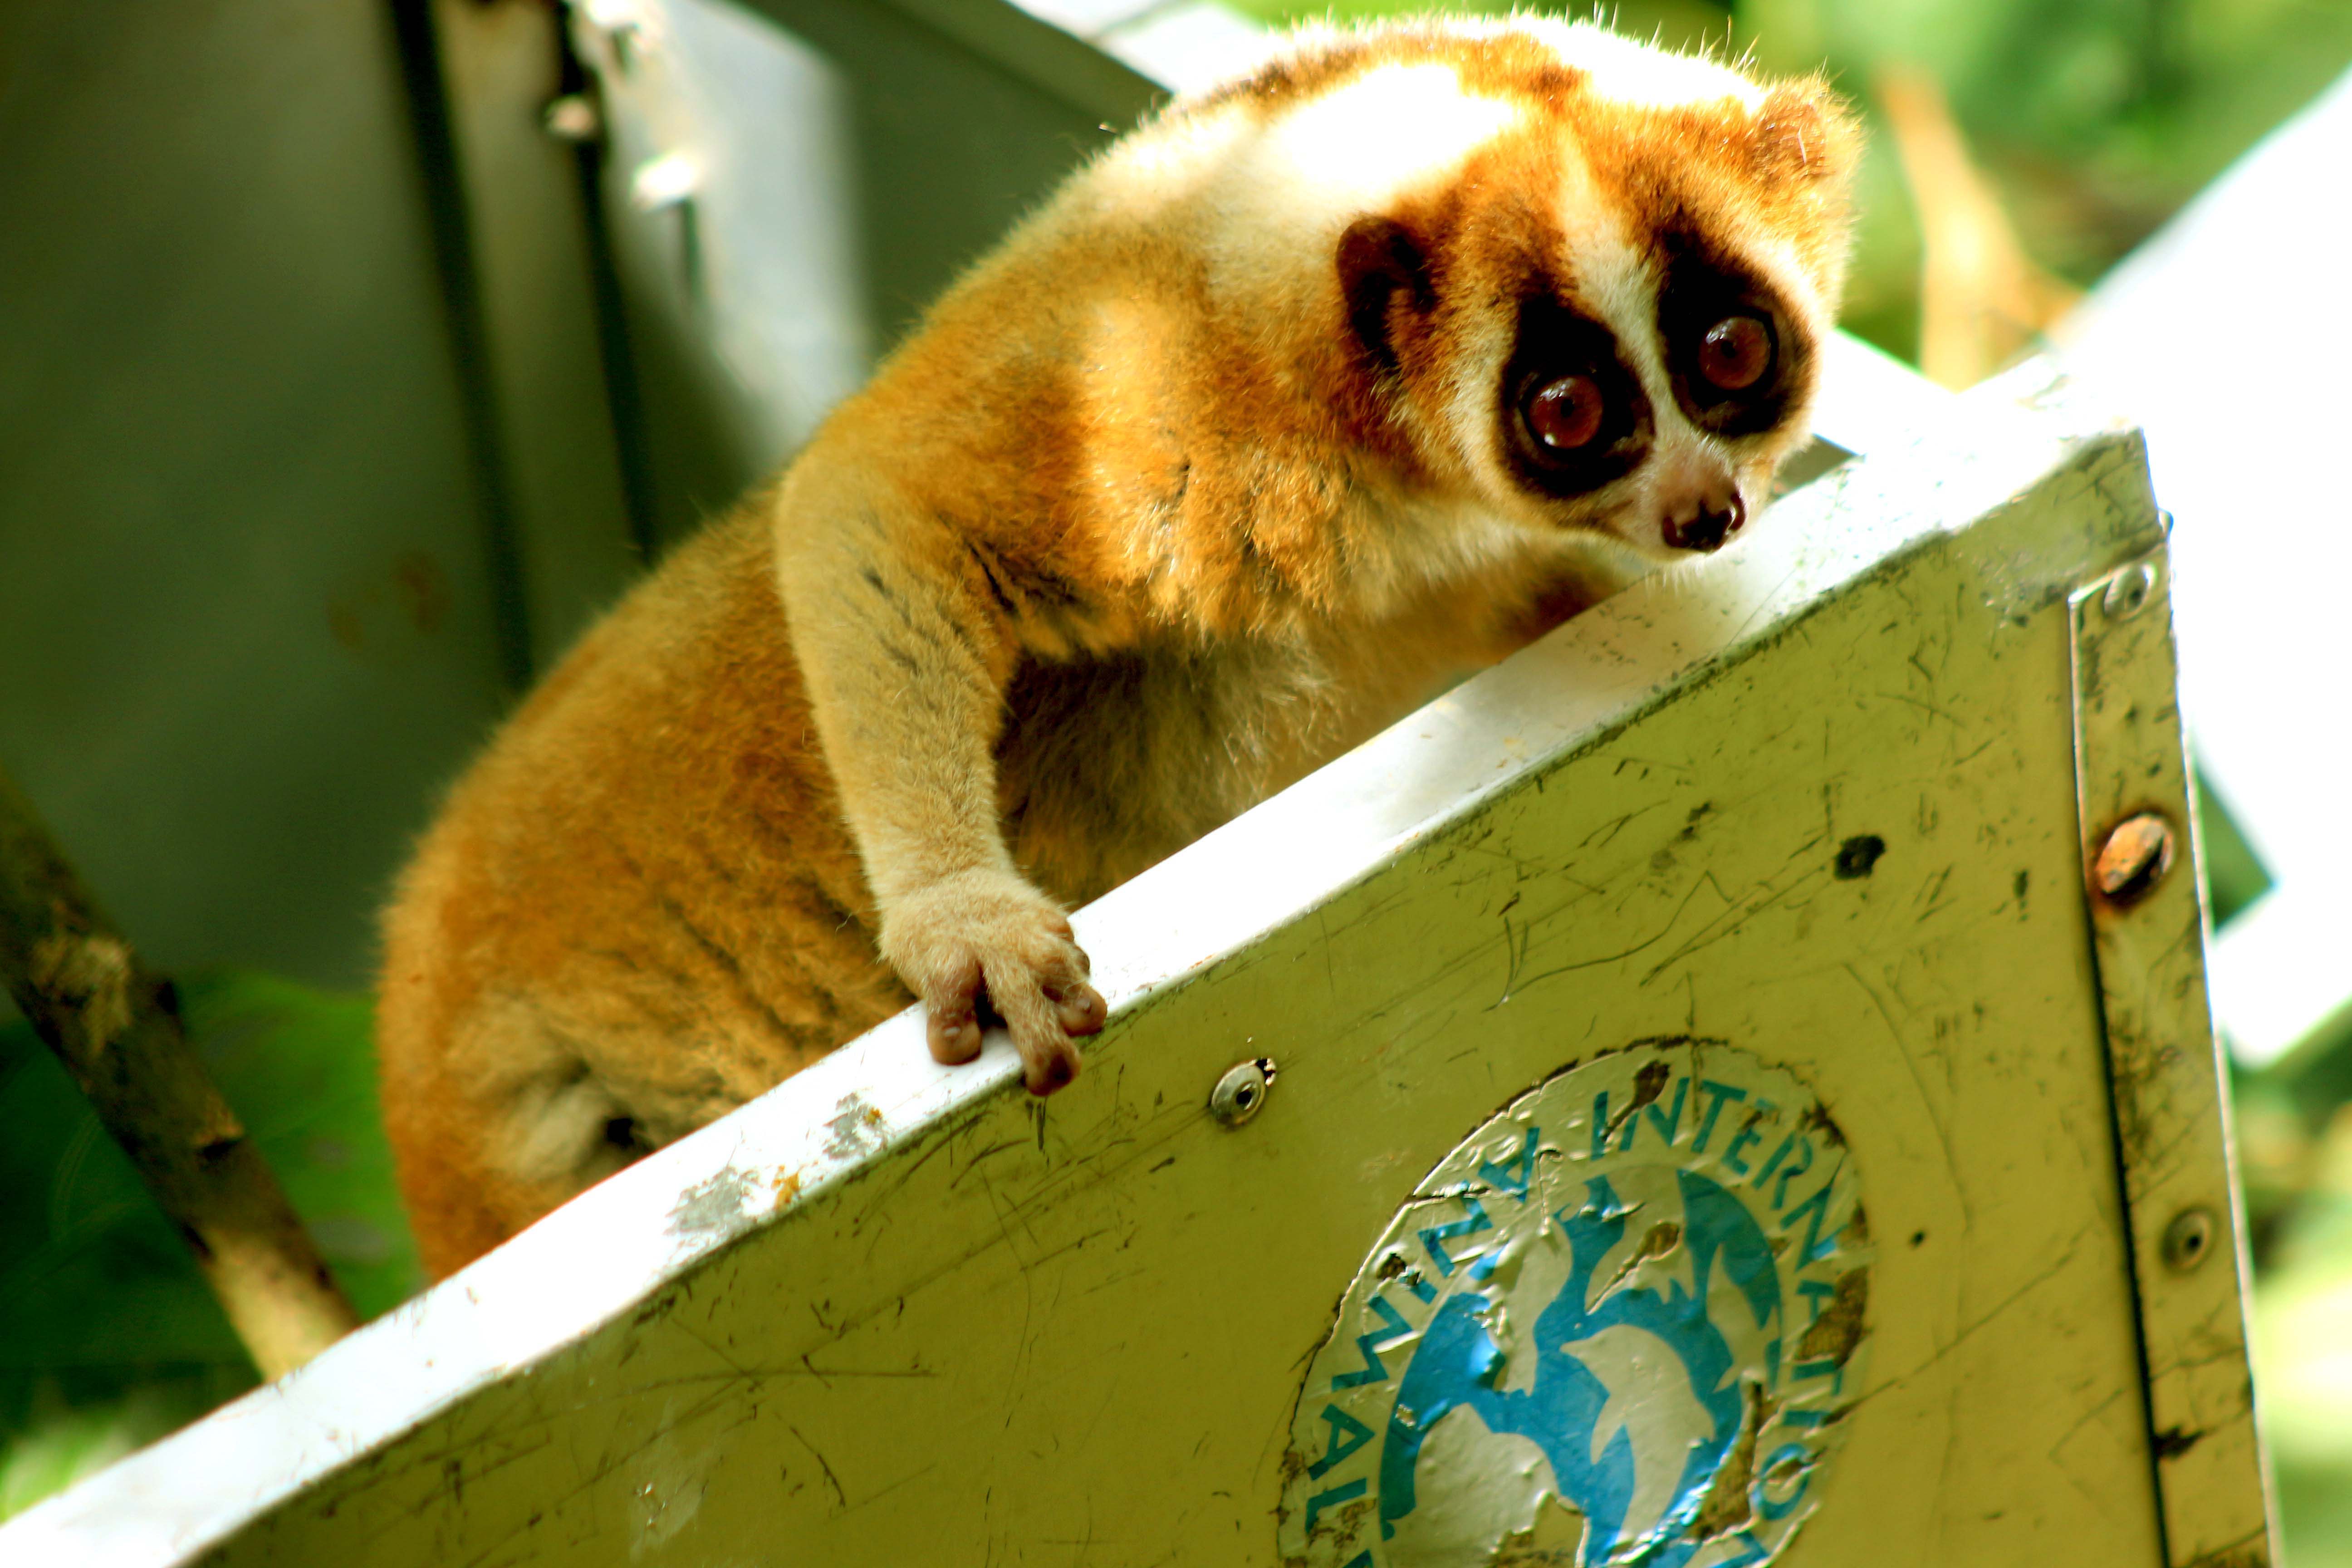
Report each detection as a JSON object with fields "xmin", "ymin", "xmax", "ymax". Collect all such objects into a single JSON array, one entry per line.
[
  {"xmin": 5, "ymin": 382, "xmax": 2222, "ymax": 1567},
  {"xmin": 1279, "ymin": 1044, "xmax": 1869, "ymax": 1567}
]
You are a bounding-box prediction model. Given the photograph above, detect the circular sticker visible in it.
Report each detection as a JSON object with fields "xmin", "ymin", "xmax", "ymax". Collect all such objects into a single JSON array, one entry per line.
[{"xmin": 1279, "ymin": 1041, "xmax": 1869, "ymax": 1568}]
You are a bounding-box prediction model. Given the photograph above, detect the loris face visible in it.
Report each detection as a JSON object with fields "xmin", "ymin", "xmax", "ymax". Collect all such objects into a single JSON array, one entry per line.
[
  {"xmin": 1322, "ymin": 24, "xmax": 1859, "ymax": 562},
  {"xmin": 1486, "ymin": 223, "xmax": 1821, "ymax": 559}
]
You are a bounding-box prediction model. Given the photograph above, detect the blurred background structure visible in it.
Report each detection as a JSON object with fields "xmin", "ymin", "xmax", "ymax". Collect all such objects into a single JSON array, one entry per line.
[{"xmin": 2, "ymin": 0, "xmax": 2348, "ymax": 1555}]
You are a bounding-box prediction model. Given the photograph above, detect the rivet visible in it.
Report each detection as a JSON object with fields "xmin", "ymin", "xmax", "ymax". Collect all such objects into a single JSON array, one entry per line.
[
  {"xmin": 2161, "ymin": 1207, "xmax": 2215, "ymax": 1273},
  {"xmin": 2093, "ymin": 813, "xmax": 2174, "ymax": 906},
  {"xmin": 1209, "ymin": 1057, "xmax": 1277, "ymax": 1128},
  {"xmin": 2102, "ymin": 560, "xmax": 2159, "ymax": 621}
]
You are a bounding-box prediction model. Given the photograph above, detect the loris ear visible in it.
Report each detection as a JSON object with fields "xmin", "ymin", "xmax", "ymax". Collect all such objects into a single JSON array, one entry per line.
[
  {"xmin": 1751, "ymin": 83, "xmax": 1862, "ymax": 193},
  {"xmin": 1337, "ymin": 216, "xmax": 1435, "ymax": 373}
]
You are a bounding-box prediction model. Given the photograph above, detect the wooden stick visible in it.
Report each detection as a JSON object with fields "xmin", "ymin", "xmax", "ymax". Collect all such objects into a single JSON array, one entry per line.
[
  {"xmin": 0, "ymin": 762, "xmax": 359, "ymax": 1381},
  {"xmin": 1876, "ymin": 64, "xmax": 2080, "ymax": 390}
]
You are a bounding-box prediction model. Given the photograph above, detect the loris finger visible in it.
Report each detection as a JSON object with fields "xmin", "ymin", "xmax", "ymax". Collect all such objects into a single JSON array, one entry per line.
[
  {"xmin": 923, "ymin": 957, "xmax": 986, "ymax": 1065},
  {"xmin": 983, "ymin": 960, "xmax": 1088, "ymax": 1096},
  {"xmin": 1022, "ymin": 1029, "xmax": 1084, "ymax": 1097},
  {"xmin": 1037, "ymin": 935, "xmax": 1106, "ymax": 1037},
  {"xmin": 1049, "ymin": 979, "xmax": 1107, "ymax": 1037}
]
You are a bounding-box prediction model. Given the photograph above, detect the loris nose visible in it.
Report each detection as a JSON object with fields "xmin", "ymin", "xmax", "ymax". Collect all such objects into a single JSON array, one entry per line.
[{"xmin": 1660, "ymin": 479, "xmax": 1746, "ymax": 554}]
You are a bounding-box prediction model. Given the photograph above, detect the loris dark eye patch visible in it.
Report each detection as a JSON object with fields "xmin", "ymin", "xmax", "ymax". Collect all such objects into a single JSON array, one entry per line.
[
  {"xmin": 1657, "ymin": 234, "xmax": 1801, "ymax": 437},
  {"xmin": 1500, "ymin": 295, "xmax": 1651, "ymax": 498}
]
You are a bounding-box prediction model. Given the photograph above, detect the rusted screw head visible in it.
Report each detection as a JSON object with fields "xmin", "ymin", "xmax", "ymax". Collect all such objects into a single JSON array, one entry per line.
[
  {"xmin": 2161, "ymin": 1207, "xmax": 2216, "ymax": 1272},
  {"xmin": 2093, "ymin": 813, "xmax": 2175, "ymax": 905}
]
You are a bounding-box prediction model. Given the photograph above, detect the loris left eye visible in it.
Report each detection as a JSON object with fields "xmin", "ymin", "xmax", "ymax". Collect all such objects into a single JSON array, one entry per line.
[
  {"xmin": 1696, "ymin": 314, "xmax": 1774, "ymax": 393},
  {"xmin": 1524, "ymin": 374, "xmax": 1606, "ymax": 452}
]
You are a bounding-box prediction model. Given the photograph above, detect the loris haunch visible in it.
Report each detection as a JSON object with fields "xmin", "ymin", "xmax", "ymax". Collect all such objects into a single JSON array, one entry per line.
[{"xmin": 377, "ymin": 17, "xmax": 1858, "ymax": 1277}]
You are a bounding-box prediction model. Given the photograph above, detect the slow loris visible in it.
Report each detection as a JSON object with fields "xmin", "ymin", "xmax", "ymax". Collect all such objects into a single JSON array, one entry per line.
[{"xmin": 377, "ymin": 18, "xmax": 1859, "ymax": 1277}]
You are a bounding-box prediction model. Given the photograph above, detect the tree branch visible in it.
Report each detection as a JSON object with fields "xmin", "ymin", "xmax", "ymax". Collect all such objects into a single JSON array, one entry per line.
[{"xmin": 0, "ymin": 762, "xmax": 359, "ymax": 1380}]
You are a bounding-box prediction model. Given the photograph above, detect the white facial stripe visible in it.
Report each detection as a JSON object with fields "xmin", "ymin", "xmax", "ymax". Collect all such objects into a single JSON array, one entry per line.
[
  {"xmin": 1451, "ymin": 189, "xmax": 1800, "ymax": 554},
  {"xmin": 1564, "ymin": 187, "xmax": 1824, "ymax": 451},
  {"xmin": 1572, "ymin": 230, "xmax": 1669, "ymax": 407},
  {"xmin": 1554, "ymin": 228, "xmax": 1738, "ymax": 542}
]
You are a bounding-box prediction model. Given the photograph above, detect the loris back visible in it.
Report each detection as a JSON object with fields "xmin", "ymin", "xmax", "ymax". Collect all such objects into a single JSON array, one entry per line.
[{"xmin": 379, "ymin": 18, "xmax": 1858, "ymax": 1278}]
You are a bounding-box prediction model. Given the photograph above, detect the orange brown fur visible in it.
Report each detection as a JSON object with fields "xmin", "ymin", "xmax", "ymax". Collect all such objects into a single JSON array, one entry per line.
[{"xmin": 378, "ymin": 19, "xmax": 1858, "ymax": 1277}]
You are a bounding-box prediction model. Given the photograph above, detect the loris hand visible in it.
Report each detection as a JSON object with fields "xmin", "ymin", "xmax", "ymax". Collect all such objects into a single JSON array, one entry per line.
[{"xmin": 879, "ymin": 869, "xmax": 1107, "ymax": 1095}]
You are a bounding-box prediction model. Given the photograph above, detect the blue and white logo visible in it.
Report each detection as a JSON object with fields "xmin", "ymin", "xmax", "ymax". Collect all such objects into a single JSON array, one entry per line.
[{"xmin": 1279, "ymin": 1044, "xmax": 1868, "ymax": 1568}]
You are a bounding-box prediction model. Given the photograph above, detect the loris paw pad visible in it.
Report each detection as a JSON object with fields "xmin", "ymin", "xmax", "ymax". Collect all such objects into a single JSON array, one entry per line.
[{"xmin": 881, "ymin": 873, "xmax": 1105, "ymax": 1096}]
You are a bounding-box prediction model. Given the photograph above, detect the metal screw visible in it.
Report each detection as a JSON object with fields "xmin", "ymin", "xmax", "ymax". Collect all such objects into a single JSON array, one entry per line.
[
  {"xmin": 2102, "ymin": 560, "xmax": 2159, "ymax": 621},
  {"xmin": 2161, "ymin": 1207, "xmax": 2216, "ymax": 1273},
  {"xmin": 2093, "ymin": 813, "xmax": 2175, "ymax": 905},
  {"xmin": 1209, "ymin": 1058, "xmax": 1277, "ymax": 1128}
]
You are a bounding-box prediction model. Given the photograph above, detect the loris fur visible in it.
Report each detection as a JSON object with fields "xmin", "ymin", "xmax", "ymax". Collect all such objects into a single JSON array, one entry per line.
[{"xmin": 377, "ymin": 17, "xmax": 1859, "ymax": 1277}]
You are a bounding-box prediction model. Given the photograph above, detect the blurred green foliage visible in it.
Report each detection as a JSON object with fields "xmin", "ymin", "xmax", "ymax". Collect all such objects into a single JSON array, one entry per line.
[
  {"xmin": 0, "ymin": 972, "xmax": 421, "ymax": 1518},
  {"xmin": 2196, "ymin": 771, "xmax": 2274, "ymax": 930},
  {"xmin": 2244, "ymin": 1110, "xmax": 2352, "ymax": 1568}
]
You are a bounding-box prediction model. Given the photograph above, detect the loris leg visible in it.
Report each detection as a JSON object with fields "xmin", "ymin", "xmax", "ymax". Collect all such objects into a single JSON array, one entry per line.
[
  {"xmin": 774, "ymin": 480, "xmax": 1108, "ymax": 1094},
  {"xmin": 380, "ymin": 999, "xmax": 641, "ymax": 1277}
]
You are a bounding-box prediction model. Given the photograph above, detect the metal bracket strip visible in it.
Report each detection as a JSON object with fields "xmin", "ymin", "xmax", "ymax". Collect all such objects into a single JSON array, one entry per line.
[{"xmin": 2069, "ymin": 550, "xmax": 2275, "ymax": 1568}]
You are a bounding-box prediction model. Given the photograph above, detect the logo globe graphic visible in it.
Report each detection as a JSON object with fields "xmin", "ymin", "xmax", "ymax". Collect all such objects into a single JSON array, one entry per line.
[
  {"xmin": 1279, "ymin": 1045, "xmax": 1867, "ymax": 1568},
  {"xmin": 1385, "ymin": 1168, "xmax": 1779, "ymax": 1562}
]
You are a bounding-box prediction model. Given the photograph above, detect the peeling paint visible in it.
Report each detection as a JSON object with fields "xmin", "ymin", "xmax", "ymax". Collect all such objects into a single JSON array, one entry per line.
[
  {"xmin": 822, "ymin": 1093, "xmax": 886, "ymax": 1160},
  {"xmin": 1794, "ymin": 1268, "xmax": 1868, "ymax": 1368},
  {"xmin": 670, "ymin": 1166, "xmax": 761, "ymax": 1236}
]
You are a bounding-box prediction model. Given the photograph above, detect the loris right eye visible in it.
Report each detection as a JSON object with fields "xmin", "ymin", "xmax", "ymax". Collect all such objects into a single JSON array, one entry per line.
[
  {"xmin": 1524, "ymin": 374, "xmax": 1605, "ymax": 452},
  {"xmin": 1499, "ymin": 297, "xmax": 1649, "ymax": 497},
  {"xmin": 1697, "ymin": 314, "xmax": 1774, "ymax": 393}
]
